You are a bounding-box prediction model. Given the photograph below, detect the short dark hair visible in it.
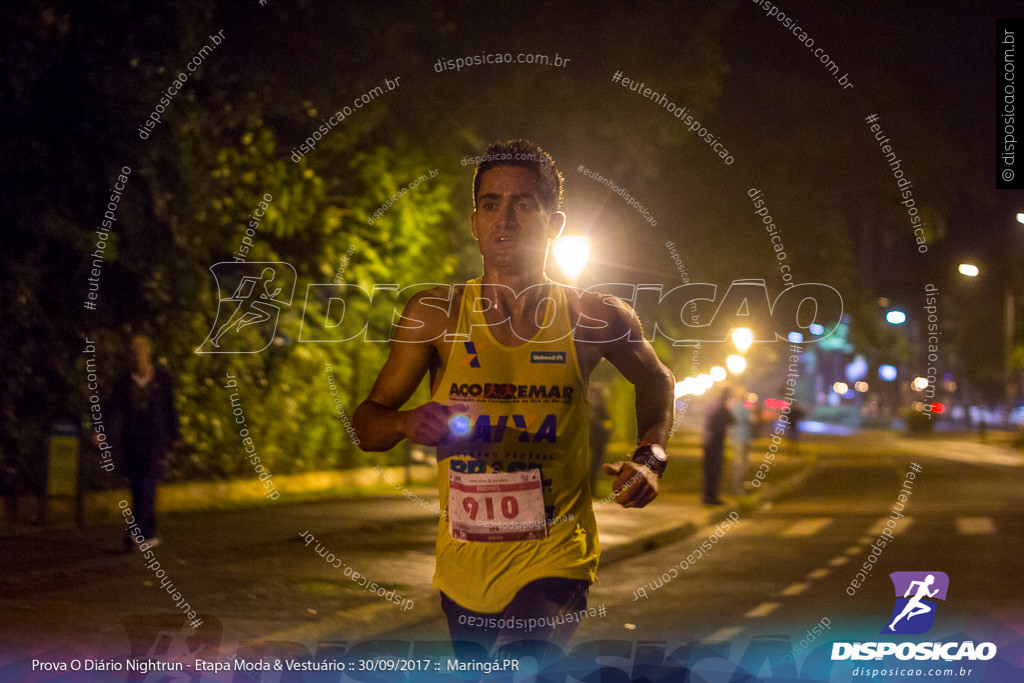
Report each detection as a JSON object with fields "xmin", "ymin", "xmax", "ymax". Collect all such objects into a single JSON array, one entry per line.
[{"xmin": 473, "ymin": 139, "xmax": 563, "ymax": 213}]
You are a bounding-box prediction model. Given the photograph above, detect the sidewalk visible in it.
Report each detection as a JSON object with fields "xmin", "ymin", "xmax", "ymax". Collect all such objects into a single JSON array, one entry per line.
[{"xmin": 0, "ymin": 451, "xmax": 815, "ymax": 662}]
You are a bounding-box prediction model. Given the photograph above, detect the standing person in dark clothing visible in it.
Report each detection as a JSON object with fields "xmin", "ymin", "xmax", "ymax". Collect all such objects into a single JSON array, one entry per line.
[
  {"xmin": 730, "ymin": 389, "xmax": 753, "ymax": 495},
  {"xmin": 108, "ymin": 334, "xmax": 180, "ymax": 546},
  {"xmin": 787, "ymin": 402, "xmax": 804, "ymax": 455},
  {"xmin": 702, "ymin": 387, "xmax": 734, "ymax": 505}
]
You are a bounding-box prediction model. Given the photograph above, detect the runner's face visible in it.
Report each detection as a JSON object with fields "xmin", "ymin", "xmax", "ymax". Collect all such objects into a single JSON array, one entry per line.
[{"xmin": 471, "ymin": 166, "xmax": 564, "ymax": 273}]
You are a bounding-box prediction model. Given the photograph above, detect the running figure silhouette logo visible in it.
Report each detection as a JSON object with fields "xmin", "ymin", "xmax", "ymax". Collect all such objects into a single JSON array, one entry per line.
[
  {"xmin": 882, "ymin": 571, "xmax": 949, "ymax": 635},
  {"xmin": 197, "ymin": 262, "xmax": 296, "ymax": 354}
]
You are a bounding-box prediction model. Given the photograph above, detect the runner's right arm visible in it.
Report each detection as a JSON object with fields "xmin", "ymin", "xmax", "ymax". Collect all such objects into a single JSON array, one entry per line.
[{"xmin": 353, "ymin": 289, "xmax": 465, "ymax": 451}]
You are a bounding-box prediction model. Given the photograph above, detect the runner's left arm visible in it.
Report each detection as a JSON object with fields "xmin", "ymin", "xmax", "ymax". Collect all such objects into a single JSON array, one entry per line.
[{"xmin": 592, "ymin": 296, "xmax": 675, "ymax": 508}]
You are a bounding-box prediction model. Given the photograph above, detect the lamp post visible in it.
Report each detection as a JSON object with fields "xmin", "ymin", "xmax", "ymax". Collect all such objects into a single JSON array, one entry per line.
[{"xmin": 959, "ymin": 260, "xmax": 1017, "ymax": 414}]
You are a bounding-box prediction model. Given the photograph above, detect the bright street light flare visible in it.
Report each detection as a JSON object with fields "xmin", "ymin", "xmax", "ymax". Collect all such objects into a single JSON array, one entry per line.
[
  {"xmin": 885, "ymin": 310, "xmax": 906, "ymax": 325},
  {"xmin": 726, "ymin": 354, "xmax": 747, "ymax": 374},
  {"xmin": 552, "ymin": 235, "xmax": 591, "ymax": 280},
  {"xmin": 731, "ymin": 328, "xmax": 753, "ymax": 353},
  {"xmin": 958, "ymin": 263, "xmax": 979, "ymax": 277}
]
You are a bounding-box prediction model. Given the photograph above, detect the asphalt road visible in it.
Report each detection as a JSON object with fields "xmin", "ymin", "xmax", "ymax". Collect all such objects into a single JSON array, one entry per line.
[
  {"xmin": 381, "ymin": 434, "xmax": 1024, "ymax": 680},
  {"xmin": 3, "ymin": 432, "xmax": 1020, "ymax": 682}
]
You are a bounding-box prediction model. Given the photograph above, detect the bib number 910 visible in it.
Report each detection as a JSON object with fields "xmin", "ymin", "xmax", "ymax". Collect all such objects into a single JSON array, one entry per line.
[
  {"xmin": 448, "ymin": 468, "xmax": 547, "ymax": 542},
  {"xmin": 463, "ymin": 495, "xmax": 519, "ymax": 520}
]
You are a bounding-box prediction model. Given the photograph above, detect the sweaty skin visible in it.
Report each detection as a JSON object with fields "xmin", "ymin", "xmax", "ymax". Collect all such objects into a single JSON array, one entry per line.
[{"xmin": 353, "ymin": 165, "xmax": 674, "ymax": 508}]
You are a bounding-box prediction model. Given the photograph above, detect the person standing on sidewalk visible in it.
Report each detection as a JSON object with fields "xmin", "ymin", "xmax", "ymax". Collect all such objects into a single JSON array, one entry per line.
[
  {"xmin": 730, "ymin": 390, "xmax": 753, "ymax": 495},
  {"xmin": 106, "ymin": 334, "xmax": 180, "ymax": 547},
  {"xmin": 702, "ymin": 387, "xmax": 734, "ymax": 505},
  {"xmin": 354, "ymin": 139, "xmax": 675, "ymax": 655}
]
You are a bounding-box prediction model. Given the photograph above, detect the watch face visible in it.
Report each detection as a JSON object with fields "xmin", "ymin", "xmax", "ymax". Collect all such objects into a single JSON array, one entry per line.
[{"xmin": 649, "ymin": 444, "xmax": 667, "ymax": 461}]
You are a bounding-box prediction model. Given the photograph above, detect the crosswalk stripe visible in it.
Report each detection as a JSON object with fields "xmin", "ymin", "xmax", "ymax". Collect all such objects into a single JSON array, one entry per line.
[
  {"xmin": 745, "ymin": 602, "xmax": 781, "ymax": 618},
  {"xmin": 808, "ymin": 568, "xmax": 831, "ymax": 580},
  {"xmin": 955, "ymin": 517, "xmax": 996, "ymax": 535},
  {"xmin": 844, "ymin": 545, "xmax": 863, "ymax": 556},
  {"xmin": 828, "ymin": 556, "xmax": 849, "ymax": 567},
  {"xmin": 781, "ymin": 518, "xmax": 832, "ymax": 537}
]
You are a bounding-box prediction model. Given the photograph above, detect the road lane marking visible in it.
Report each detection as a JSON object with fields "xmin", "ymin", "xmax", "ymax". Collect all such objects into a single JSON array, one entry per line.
[
  {"xmin": 828, "ymin": 556, "xmax": 849, "ymax": 567},
  {"xmin": 781, "ymin": 518, "xmax": 832, "ymax": 537},
  {"xmin": 895, "ymin": 438, "xmax": 1024, "ymax": 467},
  {"xmin": 808, "ymin": 568, "xmax": 831, "ymax": 580},
  {"xmin": 706, "ymin": 626, "xmax": 744, "ymax": 641},
  {"xmin": 781, "ymin": 582, "xmax": 809, "ymax": 596},
  {"xmin": 843, "ymin": 545, "xmax": 863, "ymax": 556},
  {"xmin": 955, "ymin": 516, "xmax": 996, "ymax": 535},
  {"xmin": 745, "ymin": 602, "xmax": 781, "ymax": 618},
  {"xmin": 867, "ymin": 516, "xmax": 914, "ymax": 535}
]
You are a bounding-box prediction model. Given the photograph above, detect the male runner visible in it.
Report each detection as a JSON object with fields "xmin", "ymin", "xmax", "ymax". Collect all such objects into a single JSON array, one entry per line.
[{"xmin": 353, "ymin": 139, "xmax": 674, "ymax": 654}]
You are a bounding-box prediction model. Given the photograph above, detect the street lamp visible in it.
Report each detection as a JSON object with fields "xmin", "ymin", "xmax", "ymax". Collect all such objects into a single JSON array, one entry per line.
[
  {"xmin": 957, "ymin": 261, "xmax": 1017, "ymax": 410},
  {"xmin": 552, "ymin": 235, "xmax": 591, "ymax": 281},
  {"xmin": 885, "ymin": 310, "xmax": 907, "ymax": 325},
  {"xmin": 731, "ymin": 328, "xmax": 753, "ymax": 353},
  {"xmin": 726, "ymin": 354, "xmax": 747, "ymax": 374}
]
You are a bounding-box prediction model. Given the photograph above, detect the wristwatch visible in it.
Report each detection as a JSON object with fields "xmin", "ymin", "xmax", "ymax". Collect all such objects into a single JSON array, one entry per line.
[{"xmin": 632, "ymin": 441, "xmax": 667, "ymax": 477}]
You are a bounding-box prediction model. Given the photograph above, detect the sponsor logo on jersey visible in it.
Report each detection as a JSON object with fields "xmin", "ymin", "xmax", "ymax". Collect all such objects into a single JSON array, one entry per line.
[
  {"xmin": 449, "ymin": 383, "xmax": 574, "ymax": 402},
  {"xmin": 449, "ymin": 413, "xmax": 558, "ymax": 443}
]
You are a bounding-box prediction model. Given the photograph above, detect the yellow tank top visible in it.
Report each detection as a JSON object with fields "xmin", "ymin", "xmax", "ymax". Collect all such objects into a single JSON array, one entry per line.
[{"xmin": 431, "ymin": 278, "xmax": 599, "ymax": 613}]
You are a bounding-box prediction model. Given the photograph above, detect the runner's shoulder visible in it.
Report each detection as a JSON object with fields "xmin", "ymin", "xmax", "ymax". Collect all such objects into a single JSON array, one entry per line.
[
  {"xmin": 571, "ymin": 286, "xmax": 638, "ymax": 342},
  {"xmin": 396, "ymin": 285, "xmax": 460, "ymax": 343}
]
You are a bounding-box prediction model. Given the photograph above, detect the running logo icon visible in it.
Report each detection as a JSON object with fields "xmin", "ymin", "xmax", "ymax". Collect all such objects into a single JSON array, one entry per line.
[
  {"xmin": 197, "ymin": 262, "xmax": 296, "ymax": 354},
  {"xmin": 882, "ymin": 571, "xmax": 949, "ymax": 635}
]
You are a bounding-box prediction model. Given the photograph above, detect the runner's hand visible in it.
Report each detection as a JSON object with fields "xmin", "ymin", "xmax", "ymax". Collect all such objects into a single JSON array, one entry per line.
[
  {"xmin": 602, "ymin": 461, "xmax": 659, "ymax": 508},
  {"xmin": 401, "ymin": 402, "xmax": 469, "ymax": 446}
]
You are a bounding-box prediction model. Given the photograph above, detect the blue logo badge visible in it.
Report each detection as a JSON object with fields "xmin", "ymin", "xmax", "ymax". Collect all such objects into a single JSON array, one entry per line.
[{"xmin": 882, "ymin": 571, "xmax": 949, "ymax": 634}]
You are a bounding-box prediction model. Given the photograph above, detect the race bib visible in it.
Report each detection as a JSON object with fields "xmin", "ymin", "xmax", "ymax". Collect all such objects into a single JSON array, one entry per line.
[{"xmin": 448, "ymin": 469, "xmax": 547, "ymax": 542}]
